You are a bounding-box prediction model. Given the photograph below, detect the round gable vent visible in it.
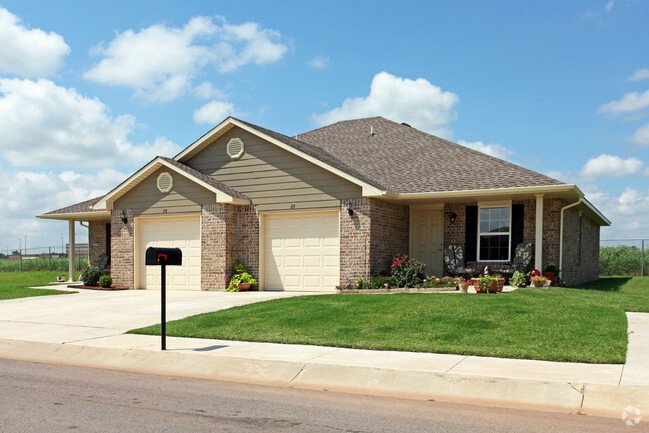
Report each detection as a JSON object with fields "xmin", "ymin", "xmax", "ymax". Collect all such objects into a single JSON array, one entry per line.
[
  {"xmin": 157, "ymin": 172, "xmax": 173, "ymax": 193},
  {"xmin": 227, "ymin": 137, "xmax": 244, "ymax": 159}
]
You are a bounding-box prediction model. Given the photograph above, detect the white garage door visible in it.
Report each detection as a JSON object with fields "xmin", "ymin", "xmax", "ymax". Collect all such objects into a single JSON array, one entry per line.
[
  {"xmin": 264, "ymin": 212, "xmax": 340, "ymax": 292},
  {"xmin": 139, "ymin": 216, "xmax": 201, "ymax": 290}
]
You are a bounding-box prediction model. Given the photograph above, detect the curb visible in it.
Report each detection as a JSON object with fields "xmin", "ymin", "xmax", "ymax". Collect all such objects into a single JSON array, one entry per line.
[{"xmin": 1, "ymin": 338, "xmax": 647, "ymax": 419}]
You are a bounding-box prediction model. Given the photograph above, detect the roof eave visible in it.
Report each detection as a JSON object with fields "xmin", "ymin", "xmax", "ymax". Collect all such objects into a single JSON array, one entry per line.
[{"xmin": 36, "ymin": 211, "xmax": 111, "ymax": 222}]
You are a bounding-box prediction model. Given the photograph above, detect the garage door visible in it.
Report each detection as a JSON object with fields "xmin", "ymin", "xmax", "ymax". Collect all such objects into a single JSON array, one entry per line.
[
  {"xmin": 139, "ymin": 216, "xmax": 201, "ymax": 290},
  {"xmin": 264, "ymin": 212, "xmax": 339, "ymax": 292}
]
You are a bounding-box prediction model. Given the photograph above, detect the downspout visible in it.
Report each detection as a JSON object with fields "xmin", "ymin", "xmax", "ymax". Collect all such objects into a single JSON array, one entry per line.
[{"xmin": 559, "ymin": 198, "xmax": 582, "ymax": 279}]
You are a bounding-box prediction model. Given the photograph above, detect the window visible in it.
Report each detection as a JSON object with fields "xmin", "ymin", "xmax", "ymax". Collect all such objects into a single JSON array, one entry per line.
[{"xmin": 478, "ymin": 206, "xmax": 511, "ymax": 261}]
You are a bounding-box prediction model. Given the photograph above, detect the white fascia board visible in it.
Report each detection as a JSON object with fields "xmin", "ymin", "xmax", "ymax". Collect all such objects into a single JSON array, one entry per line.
[
  {"xmin": 93, "ymin": 157, "xmax": 250, "ymax": 210},
  {"xmin": 394, "ymin": 184, "xmax": 579, "ymax": 200},
  {"xmin": 36, "ymin": 211, "xmax": 111, "ymax": 221},
  {"xmin": 176, "ymin": 118, "xmax": 389, "ymax": 198},
  {"xmin": 581, "ymin": 197, "xmax": 611, "ymax": 226}
]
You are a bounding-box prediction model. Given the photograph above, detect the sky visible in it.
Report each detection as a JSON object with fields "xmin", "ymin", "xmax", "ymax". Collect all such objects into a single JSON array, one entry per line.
[{"xmin": 1, "ymin": 0, "xmax": 648, "ymax": 254}]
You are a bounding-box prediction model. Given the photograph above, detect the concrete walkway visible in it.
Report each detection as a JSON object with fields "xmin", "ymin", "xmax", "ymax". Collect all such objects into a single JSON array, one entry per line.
[{"xmin": 0, "ymin": 287, "xmax": 647, "ymax": 420}]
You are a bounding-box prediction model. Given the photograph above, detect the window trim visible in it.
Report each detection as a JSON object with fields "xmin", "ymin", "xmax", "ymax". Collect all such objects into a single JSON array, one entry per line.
[{"xmin": 477, "ymin": 205, "xmax": 512, "ymax": 262}]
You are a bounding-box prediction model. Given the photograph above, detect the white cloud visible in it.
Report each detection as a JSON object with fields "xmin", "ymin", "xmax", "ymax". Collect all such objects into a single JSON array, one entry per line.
[
  {"xmin": 580, "ymin": 154, "xmax": 644, "ymax": 179},
  {"xmin": 586, "ymin": 186, "xmax": 649, "ymax": 238},
  {"xmin": 0, "ymin": 7, "xmax": 70, "ymax": 76},
  {"xmin": 308, "ymin": 56, "xmax": 329, "ymax": 69},
  {"xmin": 0, "ymin": 167, "xmax": 128, "ymax": 250},
  {"xmin": 84, "ymin": 16, "xmax": 287, "ymax": 102},
  {"xmin": 0, "ymin": 78, "xmax": 181, "ymax": 169},
  {"xmin": 313, "ymin": 71, "xmax": 459, "ymax": 138},
  {"xmin": 605, "ymin": 1, "xmax": 614, "ymax": 13},
  {"xmin": 629, "ymin": 68, "xmax": 649, "ymax": 82},
  {"xmin": 193, "ymin": 100, "xmax": 237, "ymax": 124},
  {"xmin": 458, "ymin": 140, "xmax": 515, "ymax": 160},
  {"xmin": 191, "ymin": 81, "xmax": 226, "ymax": 100},
  {"xmin": 598, "ymin": 89, "xmax": 649, "ymax": 114},
  {"xmin": 630, "ymin": 122, "xmax": 649, "ymax": 146},
  {"xmin": 217, "ymin": 22, "xmax": 288, "ymax": 72}
]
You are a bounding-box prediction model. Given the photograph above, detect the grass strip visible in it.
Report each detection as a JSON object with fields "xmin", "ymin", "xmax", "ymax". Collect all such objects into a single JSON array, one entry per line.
[
  {"xmin": 130, "ymin": 277, "xmax": 649, "ymax": 364},
  {"xmin": 0, "ymin": 271, "xmax": 76, "ymax": 300}
]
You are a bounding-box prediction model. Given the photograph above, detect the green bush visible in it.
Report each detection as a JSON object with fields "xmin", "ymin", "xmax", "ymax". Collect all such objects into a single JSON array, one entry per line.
[
  {"xmin": 390, "ymin": 254, "xmax": 426, "ymax": 288},
  {"xmin": 98, "ymin": 275, "xmax": 112, "ymax": 288},
  {"xmin": 600, "ymin": 246, "xmax": 644, "ymax": 276},
  {"xmin": 80, "ymin": 265, "xmax": 102, "ymax": 286}
]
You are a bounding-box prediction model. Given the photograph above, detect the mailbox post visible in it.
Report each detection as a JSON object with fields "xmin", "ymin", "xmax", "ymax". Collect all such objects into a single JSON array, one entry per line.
[{"xmin": 145, "ymin": 247, "xmax": 182, "ymax": 350}]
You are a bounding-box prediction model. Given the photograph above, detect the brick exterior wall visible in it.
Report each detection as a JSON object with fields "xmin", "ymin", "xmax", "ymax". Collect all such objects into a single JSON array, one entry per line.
[
  {"xmin": 441, "ymin": 198, "xmax": 586, "ymax": 276},
  {"xmin": 200, "ymin": 204, "xmax": 260, "ymax": 291},
  {"xmin": 88, "ymin": 220, "xmax": 109, "ymax": 267},
  {"xmin": 560, "ymin": 207, "xmax": 600, "ymax": 286},
  {"xmin": 339, "ymin": 198, "xmax": 409, "ymax": 285},
  {"xmin": 110, "ymin": 209, "xmax": 134, "ymax": 289}
]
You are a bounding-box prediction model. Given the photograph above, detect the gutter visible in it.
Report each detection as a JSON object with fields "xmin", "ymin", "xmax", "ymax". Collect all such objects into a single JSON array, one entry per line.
[{"xmin": 559, "ymin": 197, "xmax": 582, "ymax": 279}]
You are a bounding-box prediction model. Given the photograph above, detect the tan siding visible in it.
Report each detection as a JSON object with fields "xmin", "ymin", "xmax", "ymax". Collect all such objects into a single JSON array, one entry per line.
[
  {"xmin": 185, "ymin": 127, "xmax": 362, "ymax": 212},
  {"xmin": 115, "ymin": 167, "xmax": 215, "ymax": 217}
]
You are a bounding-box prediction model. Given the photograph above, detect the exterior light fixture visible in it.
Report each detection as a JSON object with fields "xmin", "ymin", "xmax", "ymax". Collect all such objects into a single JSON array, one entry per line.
[
  {"xmin": 120, "ymin": 210, "xmax": 128, "ymax": 224},
  {"xmin": 347, "ymin": 203, "xmax": 354, "ymax": 216},
  {"xmin": 450, "ymin": 212, "xmax": 457, "ymax": 224}
]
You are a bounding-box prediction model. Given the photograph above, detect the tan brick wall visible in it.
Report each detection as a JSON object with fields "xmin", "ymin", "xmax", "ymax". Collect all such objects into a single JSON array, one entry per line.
[
  {"xmin": 542, "ymin": 198, "xmax": 562, "ymax": 268},
  {"xmin": 339, "ymin": 198, "xmax": 408, "ymax": 285},
  {"xmin": 110, "ymin": 209, "xmax": 134, "ymax": 289},
  {"xmin": 200, "ymin": 204, "xmax": 260, "ymax": 291},
  {"xmin": 88, "ymin": 220, "xmax": 109, "ymax": 267},
  {"xmin": 560, "ymin": 207, "xmax": 600, "ymax": 286}
]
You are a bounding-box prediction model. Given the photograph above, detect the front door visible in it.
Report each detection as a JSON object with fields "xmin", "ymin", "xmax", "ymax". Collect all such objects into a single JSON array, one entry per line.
[{"xmin": 411, "ymin": 210, "xmax": 443, "ymax": 276}]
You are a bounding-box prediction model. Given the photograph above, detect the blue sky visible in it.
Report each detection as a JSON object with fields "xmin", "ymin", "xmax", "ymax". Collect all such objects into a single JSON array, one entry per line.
[{"xmin": 1, "ymin": 0, "xmax": 648, "ymax": 253}]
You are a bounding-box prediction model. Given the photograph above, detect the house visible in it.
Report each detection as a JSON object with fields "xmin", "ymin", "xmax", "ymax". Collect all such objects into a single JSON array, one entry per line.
[{"xmin": 38, "ymin": 116, "xmax": 610, "ymax": 290}]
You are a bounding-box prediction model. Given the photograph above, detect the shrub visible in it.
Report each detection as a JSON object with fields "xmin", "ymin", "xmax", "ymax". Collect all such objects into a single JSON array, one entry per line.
[
  {"xmin": 98, "ymin": 275, "xmax": 112, "ymax": 288},
  {"xmin": 80, "ymin": 265, "xmax": 102, "ymax": 286},
  {"xmin": 510, "ymin": 271, "xmax": 527, "ymax": 288},
  {"xmin": 390, "ymin": 254, "xmax": 426, "ymax": 288},
  {"xmin": 600, "ymin": 245, "xmax": 644, "ymax": 276},
  {"xmin": 368, "ymin": 275, "xmax": 395, "ymax": 290}
]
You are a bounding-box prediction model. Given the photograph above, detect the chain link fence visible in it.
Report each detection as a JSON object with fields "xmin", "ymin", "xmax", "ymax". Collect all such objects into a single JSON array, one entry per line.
[
  {"xmin": 0, "ymin": 245, "xmax": 89, "ymax": 272},
  {"xmin": 600, "ymin": 239, "xmax": 647, "ymax": 276}
]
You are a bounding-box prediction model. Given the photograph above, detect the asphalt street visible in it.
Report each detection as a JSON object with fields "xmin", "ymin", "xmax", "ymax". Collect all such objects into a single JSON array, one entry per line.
[{"xmin": 0, "ymin": 358, "xmax": 639, "ymax": 433}]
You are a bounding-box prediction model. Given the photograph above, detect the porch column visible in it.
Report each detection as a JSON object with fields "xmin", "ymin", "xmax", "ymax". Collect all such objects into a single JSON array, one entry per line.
[
  {"xmin": 535, "ymin": 194, "xmax": 543, "ymax": 271},
  {"xmin": 68, "ymin": 220, "xmax": 76, "ymax": 282}
]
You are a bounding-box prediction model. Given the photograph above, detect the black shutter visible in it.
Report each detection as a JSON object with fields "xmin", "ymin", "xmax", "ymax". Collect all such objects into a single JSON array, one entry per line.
[
  {"xmin": 510, "ymin": 204, "xmax": 524, "ymax": 261},
  {"xmin": 105, "ymin": 223, "xmax": 112, "ymax": 257},
  {"xmin": 465, "ymin": 206, "xmax": 477, "ymax": 262}
]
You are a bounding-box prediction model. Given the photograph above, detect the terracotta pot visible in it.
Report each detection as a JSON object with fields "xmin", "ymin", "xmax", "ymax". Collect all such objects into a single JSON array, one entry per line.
[
  {"xmin": 542, "ymin": 272, "xmax": 556, "ymax": 287},
  {"xmin": 472, "ymin": 278, "xmax": 505, "ymax": 293},
  {"xmin": 235, "ymin": 283, "xmax": 251, "ymax": 291}
]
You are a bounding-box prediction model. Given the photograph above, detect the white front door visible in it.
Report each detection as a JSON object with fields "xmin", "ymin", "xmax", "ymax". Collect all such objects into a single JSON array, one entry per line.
[{"xmin": 411, "ymin": 210, "xmax": 444, "ymax": 277}]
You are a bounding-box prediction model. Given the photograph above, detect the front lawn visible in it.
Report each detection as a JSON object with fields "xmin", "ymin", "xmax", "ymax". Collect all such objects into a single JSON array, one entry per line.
[
  {"xmin": 129, "ymin": 277, "xmax": 649, "ymax": 364},
  {"xmin": 0, "ymin": 271, "xmax": 76, "ymax": 300}
]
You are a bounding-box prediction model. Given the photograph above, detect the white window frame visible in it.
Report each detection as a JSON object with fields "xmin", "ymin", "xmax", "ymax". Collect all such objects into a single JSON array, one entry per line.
[{"xmin": 477, "ymin": 205, "xmax": 512, "ymax": 262}]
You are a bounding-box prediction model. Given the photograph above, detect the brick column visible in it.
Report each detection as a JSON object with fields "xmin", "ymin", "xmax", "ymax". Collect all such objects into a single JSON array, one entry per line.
[{"xmin": 111, "ymin": 209, "xmax": 134, "ymax": 289}]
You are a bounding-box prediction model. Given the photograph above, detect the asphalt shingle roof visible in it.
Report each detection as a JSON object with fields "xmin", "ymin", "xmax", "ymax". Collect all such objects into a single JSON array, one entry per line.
[
  {"xmin": 297, "ymin": 117, "xmax": 564, "ymax": 194},
  {"xmin": 43, "ymin": 196, "xmax": 105, "ymax": 215}
]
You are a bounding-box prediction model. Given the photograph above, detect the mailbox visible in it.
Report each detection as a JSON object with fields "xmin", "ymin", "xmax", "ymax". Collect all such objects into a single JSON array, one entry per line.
[{"xmin": 145, "ymin": 247, "xmax": 182, "ymax": 266}]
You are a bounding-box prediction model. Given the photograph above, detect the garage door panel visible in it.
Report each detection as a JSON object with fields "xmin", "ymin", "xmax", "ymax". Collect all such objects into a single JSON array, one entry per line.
[
  {"xmin": 140, "ymin": 216, "xmax": 200, "ymax": 290},
  {"xmin": 264, "ymin": 212, "xmax": 339, "ymax": 292}
]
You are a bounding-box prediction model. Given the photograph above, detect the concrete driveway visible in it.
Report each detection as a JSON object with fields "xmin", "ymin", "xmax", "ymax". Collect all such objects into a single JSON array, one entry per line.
[{"xmin": 0, "ymin": 287, "xmax": 316, "ymax": 344}]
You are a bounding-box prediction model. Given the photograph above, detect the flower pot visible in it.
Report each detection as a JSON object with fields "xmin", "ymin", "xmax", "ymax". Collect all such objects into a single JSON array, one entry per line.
[
  {"xmin": 542, "ymin": 272, "xmax": 556, "ymax": 287},
  {"xmin": 458, "ymin": 283, "xmax": 469, "ymax": 293},
  {"xmin": 235, "ymin": 283, "xmax": 251, "ymax": 291},
  {"xmin": 532, "ymin": 280, "xmax": 545, "ymax": 288},
  {"xmin": 472, "ymin": 278, "xmax": 505, "ymax": 293}
]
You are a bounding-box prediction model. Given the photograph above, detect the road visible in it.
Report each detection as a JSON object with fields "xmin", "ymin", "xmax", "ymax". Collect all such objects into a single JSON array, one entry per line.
[{"xmin": 0, "ymin": 358, "xmax": 639, "ymax": 432}]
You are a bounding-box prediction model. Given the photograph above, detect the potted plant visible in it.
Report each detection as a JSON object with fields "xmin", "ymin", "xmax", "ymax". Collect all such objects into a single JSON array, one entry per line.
[
  {"xmin": 543, "ymin": 263, "xmax": 558, "ymax": 287},
  {"xmin": 226, "ymin": 262, "xmax": 258, "ymax": 292},
  {"xmin": 510, "ymin": 271, "xmax": 527, "ymax": 288},
  {"xmin": 530, "ymin": 274, "xmax": 548, "ymax": 288},
  {"xmin": 457, "ymin": 278, "xmax": 471, "ymax": 293},
  {"xmin": 474, "ymin": 274, "xmax": 505, "ymax": 293}
]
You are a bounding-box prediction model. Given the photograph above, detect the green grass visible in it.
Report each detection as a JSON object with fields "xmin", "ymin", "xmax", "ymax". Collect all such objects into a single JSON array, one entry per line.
[
  {"xmin": 0, "ymin": 271, "xmax": 76, "ymax": 300},
  {"xmin": 130, "ymin": 277, "xmax": 649, "ymax": 364}
]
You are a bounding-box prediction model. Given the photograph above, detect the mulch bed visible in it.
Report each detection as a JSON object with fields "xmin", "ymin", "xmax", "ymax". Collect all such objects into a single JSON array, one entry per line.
[{"xmin": 67, "ymin": 285, "xmax": 128, "ymax": 291}]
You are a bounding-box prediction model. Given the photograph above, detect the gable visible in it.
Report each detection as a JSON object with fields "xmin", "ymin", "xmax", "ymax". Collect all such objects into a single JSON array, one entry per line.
[
  {"xmin": 184, "ymin": 126, "xmax": 363, "ymax": 212},
  {"xmin": 114, "ymin": 166, "xmax": 216, "ymax": 217}
]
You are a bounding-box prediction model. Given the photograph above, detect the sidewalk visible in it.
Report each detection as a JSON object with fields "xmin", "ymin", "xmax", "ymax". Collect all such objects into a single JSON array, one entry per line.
[{"xmin": 0, "ymin": 287, "xmax": 647, "ymax": 420}]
